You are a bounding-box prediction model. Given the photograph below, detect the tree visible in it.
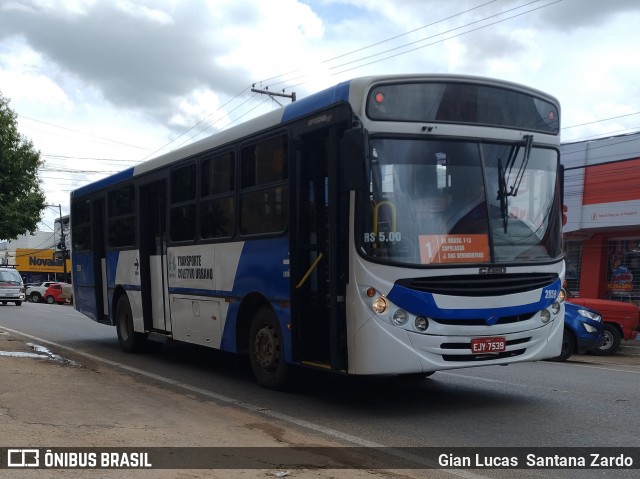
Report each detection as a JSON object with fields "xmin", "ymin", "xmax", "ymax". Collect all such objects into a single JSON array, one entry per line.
[{"xmin": 0, "ymin": 92, "xmax": 46, "ymax": 240}]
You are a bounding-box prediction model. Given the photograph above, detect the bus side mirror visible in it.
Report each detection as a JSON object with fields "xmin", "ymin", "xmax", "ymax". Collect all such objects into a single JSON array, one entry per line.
[{"xmin": 342, "ymin": 127, "xmax": 368, "ymax": 192}]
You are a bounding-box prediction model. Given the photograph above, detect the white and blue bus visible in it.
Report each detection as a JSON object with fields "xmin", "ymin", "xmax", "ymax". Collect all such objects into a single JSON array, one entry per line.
[{"xmin": 71, "ymin": 75, "xmax": 566, "ymax": 389}]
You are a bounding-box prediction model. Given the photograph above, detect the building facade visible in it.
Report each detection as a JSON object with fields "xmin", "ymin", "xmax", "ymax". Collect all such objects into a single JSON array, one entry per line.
[
  {"xmin": 562, "ymin": 132, "xmax": 640, "ymax": 306},
  {"xmin": 0, "ymin": 226, "xmax": 70, "ymax": 283}
]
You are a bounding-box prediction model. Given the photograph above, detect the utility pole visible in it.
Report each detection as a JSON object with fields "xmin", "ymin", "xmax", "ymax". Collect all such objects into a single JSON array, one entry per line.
[
  {"xmin": 251, "ymin": 85, "xmax": 296, "ymax": 105},
  {"xmin": 58, "ymin": 205, "xmax": 68, "ymax": 283},
  {"xmin": 47, "ymin": 203, "xmax": 68, "ymax": 282}
]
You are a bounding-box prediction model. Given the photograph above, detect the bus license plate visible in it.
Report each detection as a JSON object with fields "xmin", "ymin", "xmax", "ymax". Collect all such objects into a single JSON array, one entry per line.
[{"xmin": 471, "ymin": 337, "xmax": 506, "ymax": 354}]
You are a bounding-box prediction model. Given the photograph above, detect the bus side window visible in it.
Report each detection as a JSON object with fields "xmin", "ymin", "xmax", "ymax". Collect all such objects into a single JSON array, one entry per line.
[
  {"xmin": 107, "ymin": 185, "xmax": 136, "ymax": 248},
  {"xmin": 71, "ymin": 201, "xmax": 91, "ymax": 251},
  {"xmin": 239, "ymin": 135, "xmax": 288, "ymax": 236},
  {"xmin": 170, "ymin": 163, "xmax": 197, "ymax": 242},
  {"xmin": 200, "ymin": 152, "xmax": 236, "ymax": 240}
]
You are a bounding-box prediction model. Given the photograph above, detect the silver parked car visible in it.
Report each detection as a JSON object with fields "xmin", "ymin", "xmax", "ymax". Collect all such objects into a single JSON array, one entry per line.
[{"xmin": 0, "ymin": 267, "xmax": 26, "ymax": 306}]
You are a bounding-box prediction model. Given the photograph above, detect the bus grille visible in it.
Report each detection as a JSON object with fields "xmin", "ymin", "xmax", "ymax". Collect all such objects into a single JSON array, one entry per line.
[
  {"xmin": 431, "ymin": 312, "xmax": 536, "ymax": 326},
  {"xmin": 441, "ymin": 349, "xmax": 526, "ymax": 362},
  {"xmin": 395, "ymin": 273, "xmax": 558, "ymax": 297}
]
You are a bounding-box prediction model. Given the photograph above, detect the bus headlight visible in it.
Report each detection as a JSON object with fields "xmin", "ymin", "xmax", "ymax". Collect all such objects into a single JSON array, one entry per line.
[
  {"xmin": 550, "ymin": 301, "xmax": 561, "ymax": 315},
  {"xmin": 415, "ymin": 317, "xmax": 429, "ymax": 331},
  {"xmin": 392, "ymin": 309, "xmax": 408, "ymax": 326},
  {"xmin": 558, "ymin": 288, "xmax": 567, "ymax": 303},
  {"xmin": 540, "ymin": 309, "xmax": 551, "ymax": 324},
  {"xmin": 372, "ymin": 297, "xmax": 387, "ymax": 314}
]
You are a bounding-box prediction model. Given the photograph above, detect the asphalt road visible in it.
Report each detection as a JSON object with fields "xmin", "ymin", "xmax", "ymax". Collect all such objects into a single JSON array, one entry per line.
[{"xmin": 1, "ymin": 302, "xmax": 639, "ymax": 479}]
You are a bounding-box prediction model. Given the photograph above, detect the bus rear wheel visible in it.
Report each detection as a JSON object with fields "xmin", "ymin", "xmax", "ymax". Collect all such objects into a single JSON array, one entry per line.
[
  {"xmin": 116, "ymin": 295, "xmax": 144, "ymax": 353},
  {"xmin": 249, "ymin": 307, "xmax": 289, "ymax": 390}
]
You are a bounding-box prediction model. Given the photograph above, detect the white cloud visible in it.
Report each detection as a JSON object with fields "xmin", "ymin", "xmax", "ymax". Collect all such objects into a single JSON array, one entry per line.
[
  {"xmin": 116, "ymin": 0, "xmax": 174, "ymax": 25},
  {"xmin": 0, "ymin": 0, "xmax": 640, "ymax": 223},
  {"xmin": 0, "ymin": 38, "xmax": 71, "ymax": 110}
]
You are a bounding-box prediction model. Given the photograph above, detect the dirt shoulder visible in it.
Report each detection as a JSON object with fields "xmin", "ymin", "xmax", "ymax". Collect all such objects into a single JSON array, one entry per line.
[{"xmin": 0, "ymin": 330, "xmax": 430, "ymax": 479}]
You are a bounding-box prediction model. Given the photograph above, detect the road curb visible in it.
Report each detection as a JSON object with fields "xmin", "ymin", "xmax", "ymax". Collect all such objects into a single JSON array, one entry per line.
[{"xmin": 619, "ymin": 340, "xmax": 640, "ymax": 356}]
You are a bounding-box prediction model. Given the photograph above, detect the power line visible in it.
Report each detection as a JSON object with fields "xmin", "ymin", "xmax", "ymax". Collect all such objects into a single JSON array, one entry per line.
[
  {"xmin": 139, "ymin": 86, "xmax": 252, "ymax": 161},
  {"xmin": 327, "ymin": 0, "xmax": 562, "ymax": 80},
  {"xmin": 19, "ymin": 115, "xmax": 150, "ymax": 150},
  {"xmin": 164, "ymin": 1, "xmax": 546, "ymax": 153},
  {"xmin": 265, "ymin": 0, "xmax": 558, "ymax": 90},
  {"xmin": 256, "ymin": 0, "xmax": 500, "ymax": 86},
  {"xmin": 18, "ymin": 1, "xmax": 563, "ymax": 165},
  {"xmin": 562, "ymin": 112, "xmax": 640, "ymax": 130},
  {"xmin": 41, "ymin": 154, "xmax": 142, "ymax": 164},
  {"xmin": 39, "ymin": 166, "xmax": 120, "ymax": 174},
  {"xmin": 168, "ymin": 92, "xmax": 263, "ymax": 150}
]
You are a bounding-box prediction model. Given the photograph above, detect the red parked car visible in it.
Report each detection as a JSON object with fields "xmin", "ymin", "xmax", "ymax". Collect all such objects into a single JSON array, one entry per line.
[
  {"xmin": 43, "ymin": 284, "xmax": 68, "ymax": 305},
  {"xmin": 567, "ymin": 297, "xmax": 640, "ymax": 355}
]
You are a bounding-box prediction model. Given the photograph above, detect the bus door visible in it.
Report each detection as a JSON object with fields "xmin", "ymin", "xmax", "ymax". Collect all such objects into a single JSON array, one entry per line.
[
  {"xmin": 292, "ymin": 126, "xmax": 347, "ymax": 371},
  {"xmin": 139, "ymin": 179, "xmax": 171, "ymax": 333},
  {"xmin": 92, "ymin": 198, "xmax": 109, "ymax": 323}
]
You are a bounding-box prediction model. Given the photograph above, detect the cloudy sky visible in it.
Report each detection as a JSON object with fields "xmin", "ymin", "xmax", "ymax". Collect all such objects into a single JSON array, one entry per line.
[{"xmin": 1, "ymin": 0, "xmax": 640, "ymax": 231}]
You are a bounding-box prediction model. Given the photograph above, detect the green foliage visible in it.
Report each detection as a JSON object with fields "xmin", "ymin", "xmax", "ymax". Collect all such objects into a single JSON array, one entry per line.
[{"xmin": 0, "ymin": 92, "xmax": 46, "ymax": 240}]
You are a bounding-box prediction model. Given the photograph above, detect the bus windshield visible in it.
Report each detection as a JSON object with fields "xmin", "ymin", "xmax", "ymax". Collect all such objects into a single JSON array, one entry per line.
[{"xmin": 361, "ymin": 138, "xmax": 561, "ymax": 266}]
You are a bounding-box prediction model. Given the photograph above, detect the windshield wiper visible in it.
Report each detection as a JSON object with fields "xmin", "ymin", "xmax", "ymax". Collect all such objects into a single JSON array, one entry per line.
[
  {"xmin": 496, "ymin": 134, "xmax": 534, "ymax": 233},
  {"xmin": 497, "ymin": 158, "xmax": 509, "ymax": 233},
  {"xmin": 507, "ymin": 134, "xmax": 533, "ymax": 198}
]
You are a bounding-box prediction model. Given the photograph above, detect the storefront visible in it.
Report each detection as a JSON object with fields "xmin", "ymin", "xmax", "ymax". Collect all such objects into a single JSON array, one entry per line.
[
  {"xmin": 14, "ymin": 248, "xmax": 71, "ymax": 284},
  {"xmin": 562, "ymin": 132, "xmax": 640, "ymax": 306}
]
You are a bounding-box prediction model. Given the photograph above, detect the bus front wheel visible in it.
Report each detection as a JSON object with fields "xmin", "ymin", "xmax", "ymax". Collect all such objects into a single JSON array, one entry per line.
[
  {"xmin": 553, "ymin": 328, "xmax": 575, "ymax": 361},
  {"xmin": 116, "ymin": 295, "xmax": 144, "ymax": 353},
  {"xmin": 249, "ymin": 307, "xmax": 289, "ymax": 390}
]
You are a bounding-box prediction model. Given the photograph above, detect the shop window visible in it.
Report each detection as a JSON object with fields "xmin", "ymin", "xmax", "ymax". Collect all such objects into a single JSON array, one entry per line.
[
  {"xmin": 607, "ymin": 238, "xmax": 640, "ymax": 306},
  {"xmin": 565, "ymin": 241, "xmax": 583, "ymax": 297}
]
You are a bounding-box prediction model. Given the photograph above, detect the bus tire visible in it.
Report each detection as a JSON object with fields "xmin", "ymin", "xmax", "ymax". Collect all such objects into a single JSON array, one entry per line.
[
  {"xmin": 553, "ymin": 328, "xmax": 575, "ymax": 361},
  {"xmin": 396, "ymin": 371, "xmax": 435, "ymax": 381},
  {"xmin": 249, "ymin": 307, "xmax": 289, "ymax": 390},
  {"xmin": 116, "ymin": 294, "xmax": 144, "ymax": 353}
]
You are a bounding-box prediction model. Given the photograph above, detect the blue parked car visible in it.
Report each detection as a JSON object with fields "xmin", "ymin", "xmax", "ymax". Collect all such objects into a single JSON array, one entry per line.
[{"xmin": 554, "ymin": 302, "xmax": 604, "ymax": 361}]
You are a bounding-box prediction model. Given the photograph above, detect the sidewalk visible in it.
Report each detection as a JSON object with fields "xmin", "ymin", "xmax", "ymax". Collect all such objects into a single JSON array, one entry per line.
[
  {"xmin": 620, "ymin": 338, "xmax": 640, "ymax": 355},
  {"xmin": 0, "ymin": 329, "xmax": 423, "ymax": 479}
]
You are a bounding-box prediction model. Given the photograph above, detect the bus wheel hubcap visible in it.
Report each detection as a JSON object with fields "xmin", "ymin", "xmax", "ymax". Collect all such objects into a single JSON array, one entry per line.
[{"xmin": 254, "ymin": 326, "xmax": 279, "ymax": 370}]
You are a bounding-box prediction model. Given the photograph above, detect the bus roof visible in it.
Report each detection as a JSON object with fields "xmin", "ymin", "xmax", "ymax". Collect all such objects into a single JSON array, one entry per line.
[{"xmin": 71, "ymin": 74, "xmax": 559, "ymax": 199}]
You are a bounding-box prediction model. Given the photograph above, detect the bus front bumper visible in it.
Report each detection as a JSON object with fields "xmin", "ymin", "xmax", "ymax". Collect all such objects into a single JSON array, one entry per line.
[{"xmin": 348, "ymin": 313, "xmax": 564, "ymax": 375}]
